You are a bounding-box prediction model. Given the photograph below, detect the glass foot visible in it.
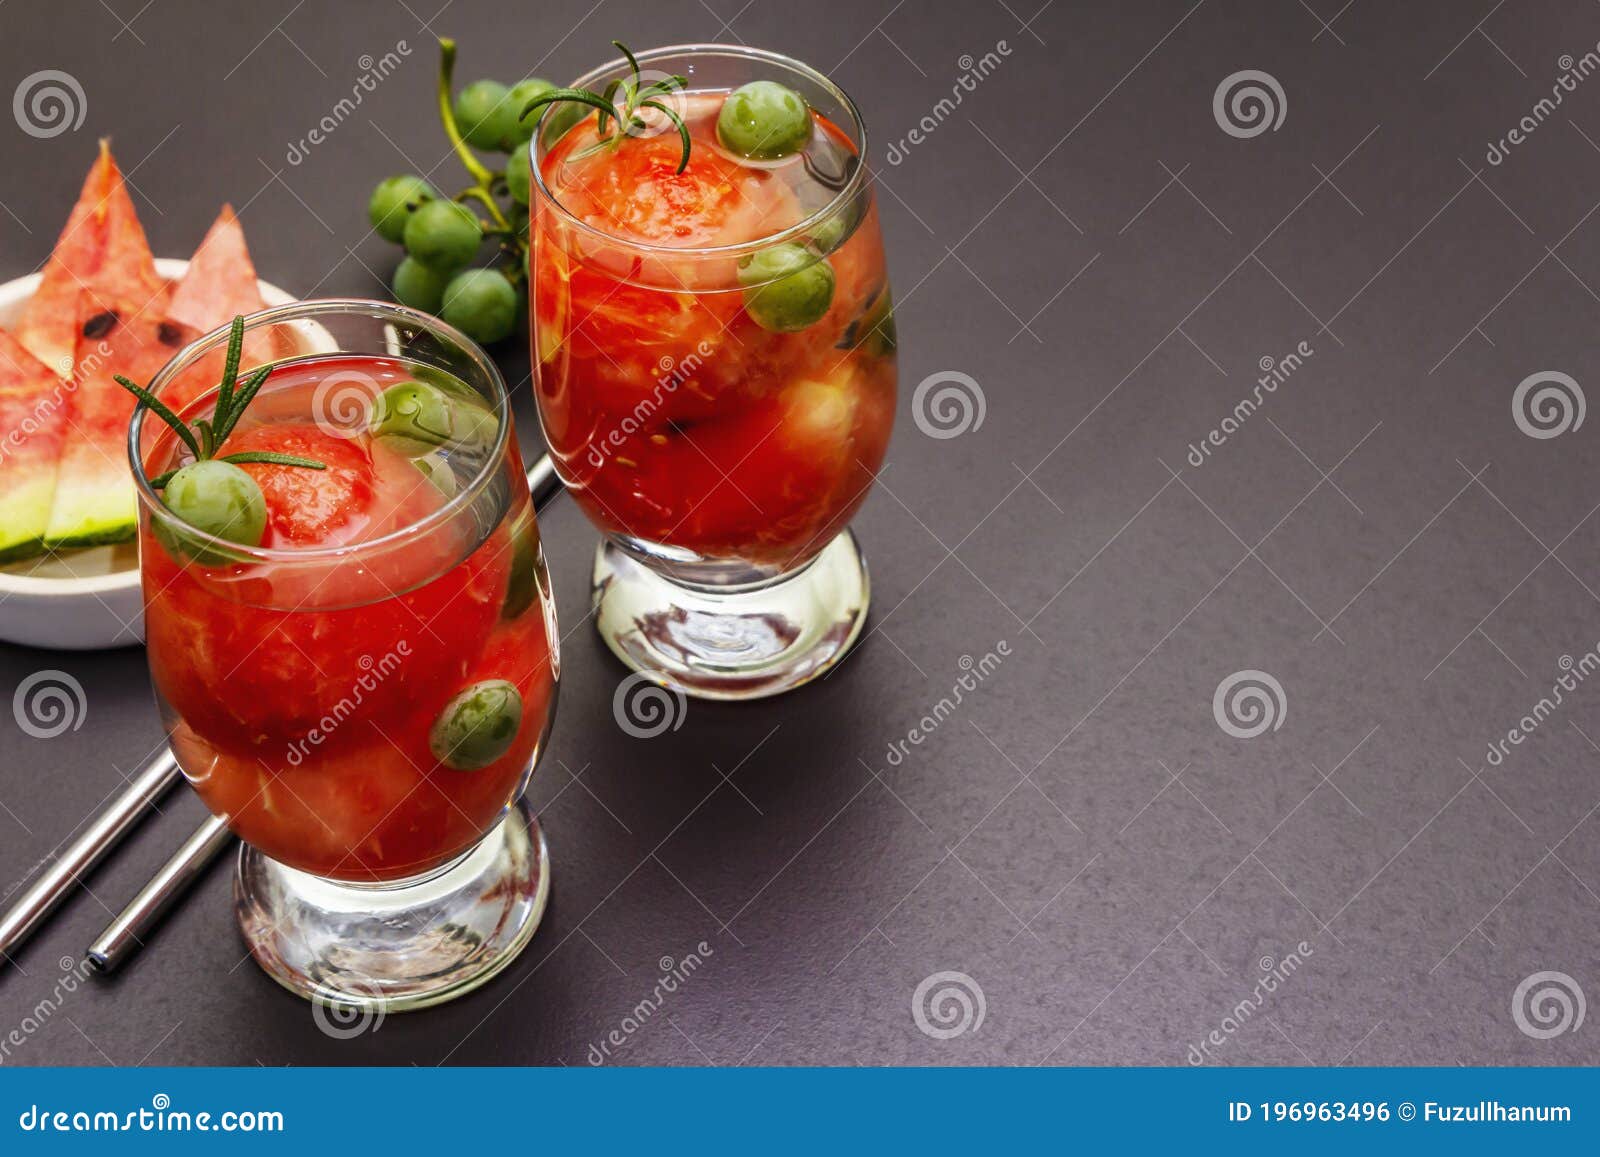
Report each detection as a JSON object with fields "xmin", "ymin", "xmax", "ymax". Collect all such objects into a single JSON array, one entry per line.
[
  {"xmin": 592, "ymin": 529, "xmax": 871, "ymax": 700},
  {"xmin": 234, "ymin": 800, "xmax": 549, "ymax": 1013}
]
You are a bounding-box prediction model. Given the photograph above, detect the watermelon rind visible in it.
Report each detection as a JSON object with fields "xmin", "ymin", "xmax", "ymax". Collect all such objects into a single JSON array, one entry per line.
[{"xmin": 39, "ymin": 469, "xmax": 137, "ymax": 549}]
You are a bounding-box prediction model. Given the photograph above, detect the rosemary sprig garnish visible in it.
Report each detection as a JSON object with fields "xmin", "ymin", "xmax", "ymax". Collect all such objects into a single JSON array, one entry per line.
[
  {"xmin": 519, "ymin": 41, "xmax": 692, "ymax": 174},
  {"xmin": 117, "ymin": 315, "xmax": 327, "ymax": 489}
]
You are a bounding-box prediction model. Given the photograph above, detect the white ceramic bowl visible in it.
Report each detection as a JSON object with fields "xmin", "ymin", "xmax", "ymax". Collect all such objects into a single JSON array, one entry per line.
[{"xmin": 0, "ymin": 259, "xmax": 296, "ymax": 650}]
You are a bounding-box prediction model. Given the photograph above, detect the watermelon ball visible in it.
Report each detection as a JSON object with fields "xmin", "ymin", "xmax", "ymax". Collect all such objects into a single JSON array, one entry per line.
[
  {"xmin": 507, "ymin": 78, "xmax": 556, "ymax": 145},
  {"xmin": 505, "ymin": 141, "xmax": 531, "ymax": 206},
  {"xmin": 442, "ymin": 269, "xmax": 518, "ymax": 344},
  {"xmin": 738, "ymin": 243, "xmax": 835, "ymax": 332},
  {"xmin": 391, "ymin": 256, "xmax": 450, "ymax": 313},
  {"xmin": 429, "ymin": 680, "xmax": 524, "ymax": 770},
  {"xmin": 368, "ymin": 175, "xmax": 437, "ymax": 243},
  {"xmin": 717, "ymin": 81, "xmax": 812, "ymax": 160},
  {"xmin": 403, "ymin": 200, "xmax": 483, "ymax": 271},
  {"xmin": 156, "ymin": 459, "xmax": 267, "ymax": 564},
  {"xmin": 453, "ymin": 79, "xmax": 517, "ymax": 151}
]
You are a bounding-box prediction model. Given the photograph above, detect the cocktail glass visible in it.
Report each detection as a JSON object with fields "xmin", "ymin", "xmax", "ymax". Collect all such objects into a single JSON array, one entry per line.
[
  {"xmin": 131, "ymin": 300, "xmax": 559, "ymax": 1011},
  {"xmin": 529, "ymin": 45, "xmax": 896, "ymax": 699}
]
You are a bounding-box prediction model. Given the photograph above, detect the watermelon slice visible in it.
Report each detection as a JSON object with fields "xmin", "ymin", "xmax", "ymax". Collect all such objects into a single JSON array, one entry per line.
[
  {"xmin": 39, "ymin": 145, "xmax": 170, "ymax": 549},
  {"xmin": 44, "ymin": 282, "xmax": 173, "ymax": 548},
  {"xmin": 0, "ymin": 331, "xmax": 70, "ymax": 561},
  {"xmin": 161, "ymin": 205, "xmax": 273, "ymax": 416},
  {"xmin": 15, "ymin": 142, "xmax": 120, "ymax": 379},
  {"xmin": 167, "ymin": 205, "xmax": 264, "ymax": 332}
]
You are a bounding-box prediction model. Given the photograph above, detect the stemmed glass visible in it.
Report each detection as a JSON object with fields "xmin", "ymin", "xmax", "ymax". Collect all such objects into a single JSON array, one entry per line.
[
  {"xmin": 131, "ymin": 300, "xmax": 559, "ymax": 1011},
  {"xmin": 528, "ymin": 44, "xmax": 896, "ymax": 698}
]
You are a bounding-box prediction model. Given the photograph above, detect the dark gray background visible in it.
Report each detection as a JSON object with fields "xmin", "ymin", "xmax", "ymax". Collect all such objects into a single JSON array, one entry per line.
[{"xmin": 2, "ymin": 0, "xmax": 1598, "ymax": 1066}]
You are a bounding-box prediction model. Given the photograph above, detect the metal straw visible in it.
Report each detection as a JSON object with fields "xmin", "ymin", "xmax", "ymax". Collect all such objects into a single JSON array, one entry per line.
[
  {"xmin": 0, "ymin": 748, "xmax": 182, "ymax": 962},
  {"xmin": 84, "ymin": 814, "xmax": 232, "ymax": 973},
  {"xmin": 83, "ymin": 454, "xmax": 564, "ymax": 974}
]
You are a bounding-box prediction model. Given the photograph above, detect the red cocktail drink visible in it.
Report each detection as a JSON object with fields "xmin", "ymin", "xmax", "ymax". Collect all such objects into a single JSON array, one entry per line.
[
  {"xmin": 530, "ymin": 46, "xmax": 895, "ymax": 697},
  {"xmin": 132, "ymin": 301, "xmax": 558, "ymax": 1009},
  {"xmin": 143, "ymin": 356, "xmax": 553, "ymax": 882}
]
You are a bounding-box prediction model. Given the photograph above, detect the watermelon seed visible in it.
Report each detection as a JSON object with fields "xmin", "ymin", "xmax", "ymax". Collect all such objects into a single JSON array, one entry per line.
[
  {"xmin": 82, "ymin": 311, "xmax": 119, "ymax": 339},
  {"xmin": 158, "ymin": 321, "xmax": 185, "ymax": 346}
]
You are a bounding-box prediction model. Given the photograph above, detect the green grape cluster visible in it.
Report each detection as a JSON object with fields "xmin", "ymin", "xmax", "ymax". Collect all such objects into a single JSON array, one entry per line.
[{"xmin": 365, "ymin": 40, "xmax": 574, "ymax": 345}]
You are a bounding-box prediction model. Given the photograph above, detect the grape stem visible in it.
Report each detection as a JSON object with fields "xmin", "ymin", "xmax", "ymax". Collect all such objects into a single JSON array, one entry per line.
[
  {"xmin": 436, "ymin": 38, "xmax": 495, "ymax": 188},
  {"xmin": 436, "ymin": 37, "xmax": 524, "ymax": 280},
  {"xmin": 455, "ymin": 185, "xmax": 510, "ymax": 232}
]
